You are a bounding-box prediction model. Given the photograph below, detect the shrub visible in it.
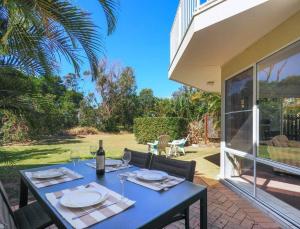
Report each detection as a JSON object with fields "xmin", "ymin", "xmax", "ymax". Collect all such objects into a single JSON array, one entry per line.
[
  {"xmin": 133, "ymin": 117, "xmax": 188, "ymax": 144},
  {"xmin": 65, "ymin": 127, "xmax": 100, "ymax": 136},
  {"xmin": 0, "ymin": 111, "xmax": 30, "ymax": 144}
]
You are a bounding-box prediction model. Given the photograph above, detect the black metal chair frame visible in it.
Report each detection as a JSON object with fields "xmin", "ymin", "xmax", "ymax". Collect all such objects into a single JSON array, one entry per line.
[
  {"xmin": 0, "ymin": 181, "xmax": 52, "ymax": 229},
  {"xmin": 149, "ymin": 155, "xmax": 196, "ymax": 229},
  {"xmin": 125, "ymin": 148, "xmax": 152, "ymax": 168}
]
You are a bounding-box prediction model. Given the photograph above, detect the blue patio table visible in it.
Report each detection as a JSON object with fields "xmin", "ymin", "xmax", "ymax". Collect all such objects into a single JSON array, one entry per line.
[{"xmin": 19, "ymin": 161, "xmax": 207, "ymax": 229}]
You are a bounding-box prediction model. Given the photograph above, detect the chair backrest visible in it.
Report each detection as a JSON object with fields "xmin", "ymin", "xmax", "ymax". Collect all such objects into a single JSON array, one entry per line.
[
  {"xmin": 125, "ymin": 148, "xmax": 151, "ymax": 168},
  {"xmin": 158, "ymin": 135, "xmax": 170, "ymax": 150},
  {"xmin": 0, "ymin": 182, "xmax": 17, "ymax": 229},
  {"xmin": 184, "ymin": 134, "xmax": 190, "ymax": 144},
  {"xmin": 149, "ymin": 155, "xmax": 196, "ymax": 181}
]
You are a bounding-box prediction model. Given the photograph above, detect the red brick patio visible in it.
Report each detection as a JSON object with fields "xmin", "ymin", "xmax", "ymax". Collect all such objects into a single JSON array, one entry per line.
[{"xmin": 166, "ymin": 177, "xmax": 282, "ymax": 229}]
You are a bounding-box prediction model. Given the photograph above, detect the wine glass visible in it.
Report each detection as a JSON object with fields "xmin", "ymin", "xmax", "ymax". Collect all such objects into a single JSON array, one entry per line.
[
  {"xmin": 118, "ymin": 173, "xmax": 128, "ymax": 200},
  {"xmin": 70, "ymin": 151, "xmax": 81, "ymax": 167},
  {"xmin": 89, "ymin": 146, "xmax": 97, "ymax": 159},
  {"xmin": 122, "ymin": 149, "xmax": 131, "ymax": 167}
]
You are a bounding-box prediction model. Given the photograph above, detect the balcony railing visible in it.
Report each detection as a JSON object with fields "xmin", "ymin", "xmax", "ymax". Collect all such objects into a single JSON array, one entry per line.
[{"xmin": 170, "ymin": 0, "xmax": 218, "ymax": 63}]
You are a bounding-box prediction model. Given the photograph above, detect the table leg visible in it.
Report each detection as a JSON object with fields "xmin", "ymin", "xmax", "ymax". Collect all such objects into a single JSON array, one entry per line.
[
  {"xmin": 19, "ymin": 178, "xmax": 28, "ymax": 208},
  {"xmin": 200, "ymin": 188, "xmax": 207, "ymax": 229}
]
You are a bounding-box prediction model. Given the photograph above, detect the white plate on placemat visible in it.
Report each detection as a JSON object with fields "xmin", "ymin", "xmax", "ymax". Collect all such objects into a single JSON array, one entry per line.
[
  {"xmin": 105, "ymin": 159, "xmax": 122, "ymax": 167},
  {"xmin": 136, "ymin": 170, "xmax": 168, "ymax": 182},
  {"xmin": 32, "ymin": 169, "xmax": 66, "ymax": 179},
  {"xmin": 60, "ymin": 189, "xmax": 108, "ymax": 208}
]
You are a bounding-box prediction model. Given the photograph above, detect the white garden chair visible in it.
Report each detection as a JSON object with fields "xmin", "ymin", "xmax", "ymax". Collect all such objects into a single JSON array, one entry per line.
[
  {"xmin": 147, "ymin": 135, "xmax": 171, "ymax": 155},
  {"xmin": 167, "ymin": 135, "xmax": 189, "ymax": 157}
]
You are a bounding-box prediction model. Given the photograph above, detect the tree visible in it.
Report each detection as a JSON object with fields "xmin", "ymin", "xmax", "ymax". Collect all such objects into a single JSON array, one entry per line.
[
  {"xmin": 78, "ymin": 93, "xmax": 98, "ymax": 127},
  {"xmin": 0, "ymin": 71, "xmax": 84, "ymax": 143},
  {"xmin": 171, "ymin": 86, "xmax": 203, "ymax": 121},
  {"xmin": 96, "ymin": 60, "xmax": 120, "ymax": 131},
  {"xmin": 116, "ymin": 67, "xmax": 137, "ymax": 130},
  {"xmin": 0, "ymin": 0, "xmax": 118, "ymax": 78},
  {"xmin": 93, "ymin": 60, "xmax": 138, "ymax": 131},
  {"xmin": 138, "ymin": 88, "xmax": 156, "ymax": 117},
  {"xmin": 154, "ymin": 98, "xmax": 174, "ymax": 117},
  {"xmin": 63, "ymin": 73, "xmax": 81, "ymax": 91}
]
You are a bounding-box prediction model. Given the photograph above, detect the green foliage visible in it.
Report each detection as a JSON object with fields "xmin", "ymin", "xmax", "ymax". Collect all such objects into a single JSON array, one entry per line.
[
  {"xmin": 153, "ymin": 98, "xmax": 174, "ymax": 117},
  {"xmin": 133, "ymin": 117, "xmax": 188, "ymax": 144},
  {"xmin": 79, "ymin": 93, "xmax": 98, "ymax": 127},
  {"xmin": 99, "ymin": 116, "xmax": 120, "ymax": 132},
  {"xmin": 95, "ymin": 61, "xmax": 138, "ymax": 132},
  {"xmin": 0, "ymin": 69, "xmax": 84, "ymax": 143},
  {"xmin": 137, "ymin": 88, "xmax": 156, "ymax": 117},
  {"xmin": 132, "ymin": 87, "xmax": 221, "ymax": 144},
  {"xmin": 0, "ymin": 0, "xmax": 118, "ymax": 78},
  {"xmin": 115, "ymin": 67, "xmax": 137, "ymax": 130},
  {"xmin": 0, "ymin": 111, "xmax": 30, "ymax": 144},
  {"xmin": 0, "ymin": 62, "xmax": 222, "ymax": 144},
  {"xmin": 191, "ymin": 90, "xmax": 221, "ymax": 128},
  {"xmin": 172, "ymin": 86, "xmax": 221, "ymax": 122}
]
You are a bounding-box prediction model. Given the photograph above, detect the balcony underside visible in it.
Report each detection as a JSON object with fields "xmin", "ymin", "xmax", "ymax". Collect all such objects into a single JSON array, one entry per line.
[{"xmin": 169, "ymin": 0, "xmax": 300, "ymax": 92}]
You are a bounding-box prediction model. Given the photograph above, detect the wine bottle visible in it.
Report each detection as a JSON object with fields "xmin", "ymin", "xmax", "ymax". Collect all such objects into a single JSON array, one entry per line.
[{"xmin": 96, "ymin": 140, "xmax": 105, "ymax": 176}]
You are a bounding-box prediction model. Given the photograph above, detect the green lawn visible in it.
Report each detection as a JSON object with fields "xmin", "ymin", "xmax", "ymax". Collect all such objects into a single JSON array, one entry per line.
[
  {"xmin": 0, "ymin": 133, "xmax": 220, "ymax": 205},
  {"xmin": 1, "ymin": 133, "xmax": 147, "ymax": 166}
]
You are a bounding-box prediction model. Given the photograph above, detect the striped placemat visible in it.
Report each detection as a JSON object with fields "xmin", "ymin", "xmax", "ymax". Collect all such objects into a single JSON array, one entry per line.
[
  {"xmin": 46, "ymin": 182, "xmax": 135, "ymax": 229},
  {"xmin": 25, "ymin": 167, "xmax": 83, "ymax": 188},
  {"xmin": 126, "ymin": 169, "xmax": 185, "ymax": 191},
  {"xmin": 86, "ymin": 162, "xmax": 132, "ymax": 173}
]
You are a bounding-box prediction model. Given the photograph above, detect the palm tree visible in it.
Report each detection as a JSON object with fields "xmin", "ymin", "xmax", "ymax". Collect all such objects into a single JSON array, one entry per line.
[{"xmin": 0, "ymin": 0, "xmax": 118, "ymax": 79}]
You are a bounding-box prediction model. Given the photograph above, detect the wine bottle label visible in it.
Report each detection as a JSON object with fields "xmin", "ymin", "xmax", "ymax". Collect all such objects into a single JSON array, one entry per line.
[{"xmin": 96, "ymin": 155, "xmax": 105, "ymax": 170}]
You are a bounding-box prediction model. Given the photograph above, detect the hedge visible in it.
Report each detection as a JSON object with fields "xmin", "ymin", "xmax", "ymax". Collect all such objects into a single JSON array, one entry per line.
[{"xmin": 133, "ymin": 117, "xmax": 188, "ymax": 144}]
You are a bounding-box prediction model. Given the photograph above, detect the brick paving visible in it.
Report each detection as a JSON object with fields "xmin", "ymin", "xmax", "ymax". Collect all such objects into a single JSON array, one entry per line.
[{"xmin": 165, "ymin": 177, "xmax": 282, "ymax": 229}]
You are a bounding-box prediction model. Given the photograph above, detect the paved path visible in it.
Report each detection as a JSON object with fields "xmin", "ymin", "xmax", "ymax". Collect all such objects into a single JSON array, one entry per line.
[{"xmin": 166, "ymin": 176, "xmax": 282, "ymax": 229}]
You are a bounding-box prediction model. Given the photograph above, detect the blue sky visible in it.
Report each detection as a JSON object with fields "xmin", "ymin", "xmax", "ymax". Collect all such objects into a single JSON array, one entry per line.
[{"xmin": 59, "ymin": 0, "xmax": 182, "ymax": 98}]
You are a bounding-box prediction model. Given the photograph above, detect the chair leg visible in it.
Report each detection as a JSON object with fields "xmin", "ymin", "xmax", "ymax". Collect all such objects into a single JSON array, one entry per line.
[
  {"xmin": 185, "ymin": 208, "xmax": 190, "ymax": 229},
  {"xmin": 167, "ymin": 147, "xmax": 171, "ymax": 158},
  {"xmin": 175, "ymin": 147, "xmax": 179, "ymax": 157}
]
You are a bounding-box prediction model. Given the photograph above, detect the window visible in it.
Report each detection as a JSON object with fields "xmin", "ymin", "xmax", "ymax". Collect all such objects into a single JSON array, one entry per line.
[
  {"xmin": 257, "ymin": 40, "xmax": 300, "ymax": 167},
  {"xmin": 225, "ymin": 68, "xmax": 253, "ymax": 154}
]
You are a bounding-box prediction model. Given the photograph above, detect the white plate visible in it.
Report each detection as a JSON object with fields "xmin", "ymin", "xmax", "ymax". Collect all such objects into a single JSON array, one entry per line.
[
  {"xmin": 136, "ymin": 170, "xmax": 168, "ymax": 182},
  {"xmin": 60, "ymin": 189, "xmax": 108, "ymax": 208},
  {"xmin": 32, "ymin": 169, "xmax": 65, "ymax": 179},
  {"xmin": 105, "ymin": 159, "xmax": 122, "ymax": 166}
]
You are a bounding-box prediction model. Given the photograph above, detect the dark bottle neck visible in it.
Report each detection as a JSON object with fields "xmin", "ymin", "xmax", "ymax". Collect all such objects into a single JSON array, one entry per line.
[{"xmin": 99, "ymin": 140, "xmax": 103, "ymax": 148}]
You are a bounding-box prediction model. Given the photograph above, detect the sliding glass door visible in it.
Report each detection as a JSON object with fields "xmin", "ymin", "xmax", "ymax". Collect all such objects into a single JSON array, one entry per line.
[
  {"xmin": 224, "ymin": 68, "xmax": 254, "ymax": 194},
  {"xmin": 225, "ymin": 68, "xmax": 253, "ymax": 154},
  {"xmin": 257, "ymin": 40, "xmax": 300, "ymax": 223},
  {"xmin": 224, "ymin": 40, "xmax": 300, "ymax": 226}
]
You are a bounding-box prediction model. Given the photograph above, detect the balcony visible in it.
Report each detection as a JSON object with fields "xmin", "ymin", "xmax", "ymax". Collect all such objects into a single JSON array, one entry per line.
[
  {"xmin": 170, "ymin": 0, "xmax": 216, "ymax": 63},
  {"xmin": 169, "ymin": 0, "xmax": 300, "ymax": 92}
]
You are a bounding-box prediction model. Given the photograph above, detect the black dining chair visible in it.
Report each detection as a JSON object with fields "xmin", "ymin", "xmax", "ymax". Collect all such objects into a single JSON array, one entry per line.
[
  {"xmin": 0, "ymin": 181, "xmax": 53, "ymax": 229},
  {"xmin": 149, "ymin": 155, "xmax": 196, "ymax": 229},
  {"xmin": 125, "ymin": 148, "xmax": 151, "ymax": 168}
]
